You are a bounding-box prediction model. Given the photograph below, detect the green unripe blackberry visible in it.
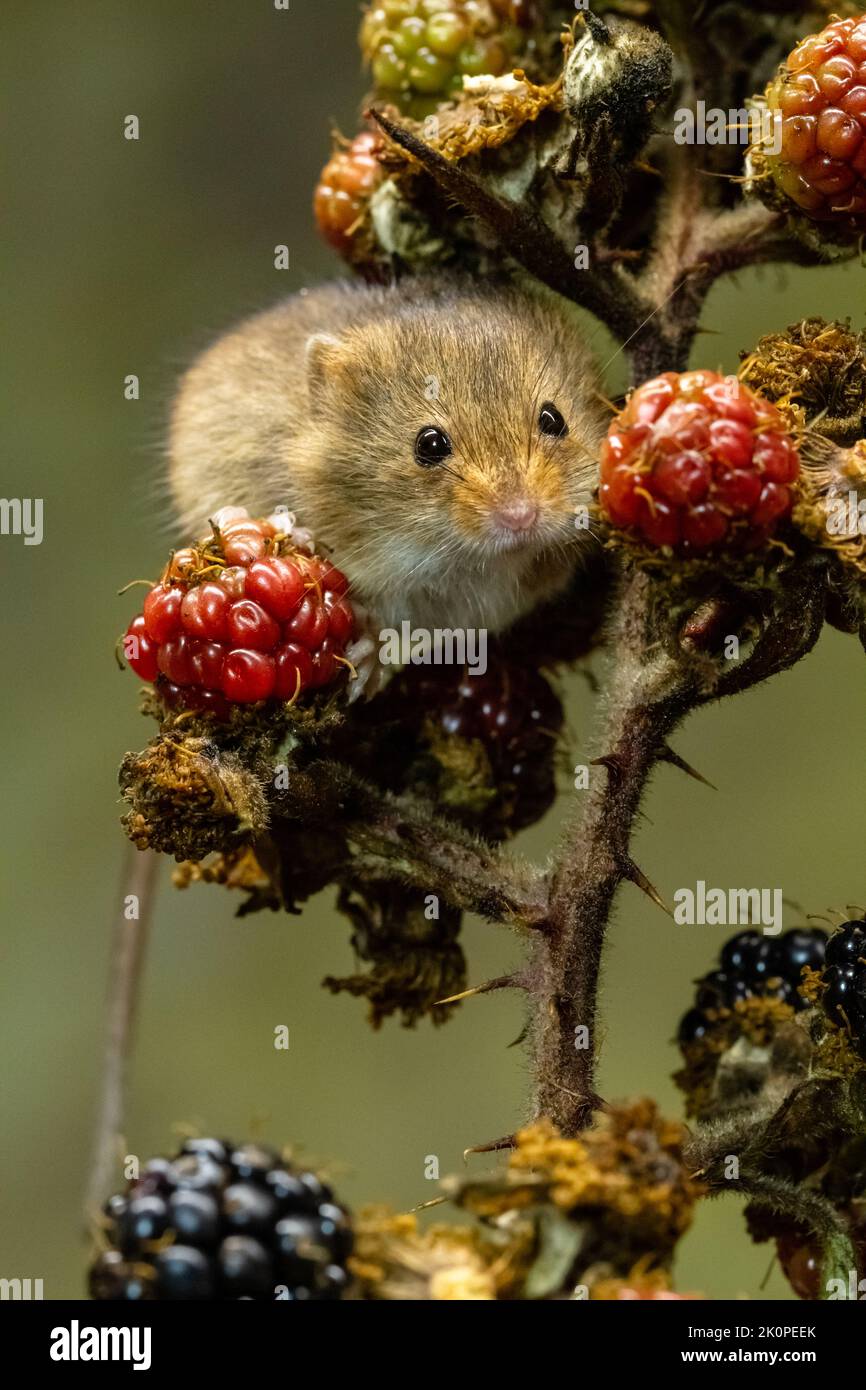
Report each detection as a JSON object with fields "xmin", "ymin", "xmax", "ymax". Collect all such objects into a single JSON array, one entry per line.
[
  {"xmin": 360, "ymin": 1, "xmax": 542, "ymax": 117},
  {"xmin": 89, "ymin": 1139, "xmax": 353, "ymax": 1301}
]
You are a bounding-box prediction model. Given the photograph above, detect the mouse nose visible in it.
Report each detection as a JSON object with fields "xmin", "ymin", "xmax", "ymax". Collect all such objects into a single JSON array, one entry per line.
[{"xmin": 492, "ymin": 498, "xmax": 539, "ymax": 533}]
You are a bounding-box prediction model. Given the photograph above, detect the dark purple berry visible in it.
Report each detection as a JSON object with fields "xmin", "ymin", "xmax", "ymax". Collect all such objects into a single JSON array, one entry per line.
[
  {"xmin": 89, "ymin": 1250, "xmax": 141, "ymax": 1301},
  {"xmin": 119, "ymin": 1195, "xmax": 169, "ymax": 1253},
  {"xmin": 265, "ymin": 1168, "xmax": 311, "ymax": 1211},
  {"xmin": 695, "ymin": 970, "xmax": 752, "ymax": 1009},
  {"xmin": 219, "ymin": 1236, "xmax": 274, "ymax": 1298},
  {"xmin": 230, "ymin": 1143, "xmax": 277, "ymax": 1182},
  {"xmin": 298, "ymin": 1171, "xmax": 334, "ymax": 1207},
  {"xmin": 677, "ymin": 1008, "xmax": 710, "ymax": 1043},
  {"xmin": 274, "ymin": 1214, "xmax": 330, "ymax": 1286},
  {"xmin": 168, "ymin": 1190, "xmax": 220, "ymax": 1246},
  {"xmin": 223, "ymin": 1182, "xmax": 279, "ymax": 1239},
  {"xmin": 720, "ymin": 930, "xmax": 762, "ymax": 974},
  {"xmin": 317, "ymin": 1202, "xmax": 354, "ymax": 1262},
  {"xmin": 181, "ymin": 1137, "xmax": 230, "ymax": 1164},
  {"xmin": 169, "ymin": 1152, "xmax": 228, "ymax": 1192},
  {"xmin": 822, "ymin": 964, "xmax": 866, "ymax": 1030},
  {"xmin": 104, "ymin": 1193, "xmax": 127, "ymax": 1224},
  {"xmin": 749, "ymin": 937, "xmax": 783, "ymax": 984},
  {"xmin": 825, "ymin": 921, "xmax": 866, "ymax": 969},
  {"xmin": 155, "ymin": 1245, "xmax": 216, "ymax": 1299},
  {"xmin": 318, "ymin": 1264, "xmax": 352, "ymax": 1300},
  {"xmin": 778, "ymin": 927, "xmax": 827, "ymax": 979}
]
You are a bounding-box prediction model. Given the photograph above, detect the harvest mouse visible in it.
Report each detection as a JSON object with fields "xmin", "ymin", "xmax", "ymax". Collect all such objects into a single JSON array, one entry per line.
[{"xmin": 169, "ymin": 276, "xmax": 606, "ymax": 649}]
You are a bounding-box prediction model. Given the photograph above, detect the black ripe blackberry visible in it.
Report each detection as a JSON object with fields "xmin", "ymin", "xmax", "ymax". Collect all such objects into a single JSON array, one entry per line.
[
  {"xmin": 820, "ymin": 920, "xmax": 866, "ymax": 1056},
  {"xmin": 677, "ymin": 926, "xmax": 828, "ymax": 1044},
  {"xmin": 364, "ymin": 657, "xmax": 565, "ymax": 834},
  {"xmin": 89, "ymin": 1139, "xmax": 353, "ymax": 1301}
]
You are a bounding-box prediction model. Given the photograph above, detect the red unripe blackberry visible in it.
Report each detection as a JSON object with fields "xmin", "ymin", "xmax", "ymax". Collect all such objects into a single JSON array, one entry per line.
[
  {"xmin": 274, "ymin": 643, "xmax": 314, "ymax": 700},
  {"xmin": 89, "ymin": 1138, "xmax": 353, "ymax": 1301},
  {"xmin": 180, "ymin": 583, "xmax": 230, "ymax": 641},
  {"xmin": 123, "ymin": 615, "xmax": 159, "ymax": 682},
  {"xmin": 142, "ymin": 585, "xmax": 183, "ymax": 644},
  {"xmin": 776, "ymin": 1232, "xmax": 822, "ymax": 1301},
  {"xmin": 314, "ymin": 130, "xmax": 385, "ymax": 257},
  {"xmin": 759, "ymin": 15, "xmax": 866, "ymax": 231},
  {"xmin": 225, "ymin": 600, "xmax": 280, "ymax": 652},
  {"xmin": 222, "ymin": 650, "xmax": 276, "ymax": 703},
  {"xmin": 121, "ymin": 511, "xmax": 357, "ymax": 717},
  {"xmin": 245, "ymin": 557, "xmax": 304, "ymax": 621},
  {"xmin": 600, "ymin": 371, "xmax": 800, "ymax": 553}
]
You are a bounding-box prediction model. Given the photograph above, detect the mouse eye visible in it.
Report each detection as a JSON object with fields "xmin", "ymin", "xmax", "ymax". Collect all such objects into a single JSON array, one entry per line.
[
  {"xmin": 414, "ymin": 426, "xmax": 453, "ymax": 468},
  {"xmin": 539, "ymin": 402, "xmax": 568, "ymax": 438}
]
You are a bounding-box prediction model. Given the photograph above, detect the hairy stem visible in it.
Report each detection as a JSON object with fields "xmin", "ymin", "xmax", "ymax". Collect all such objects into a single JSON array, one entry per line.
[
  {"xmin": 368, "ymin": 107, "xmax": 650, "ymax": 344},
  {"xmin": 271, "ymin": 760, "xmax": 549, "ymax": 929},
  {"xmin": 531, "ymin": 569, "xmax": 698, "ymax": 1133}
]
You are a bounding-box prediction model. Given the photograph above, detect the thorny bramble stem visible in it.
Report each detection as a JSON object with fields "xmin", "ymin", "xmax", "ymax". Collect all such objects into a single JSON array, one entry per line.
[
  {"xmin": 531, "ymin": 570, "xmax": 696, "ymax": 1133},
  {"xmin": 270, "ymin": 759, "xmax": 549, "ymax": 929}
]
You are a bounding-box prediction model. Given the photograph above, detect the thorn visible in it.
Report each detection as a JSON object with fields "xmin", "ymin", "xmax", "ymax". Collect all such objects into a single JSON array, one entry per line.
[
  {"xmin": 507, "ymin": 1025, "xmax": 529, "ymax": 1049},
  {"xmin": 623, "ymin": 859, "xmax": 672, "ymax": 918},
  {"xmin": 659, "ymin": 745, "xmax": 717, "ymax": 790},
  {"xmin": 412, "ymin": 1195, "xmax": 448, "ymax": 1213},
  {"xmin": 590, "ymin": 753, "xmax": 625, "ymax": 786},
  {"xmin": 463, "ymin": 1135, "xmax": 516, "ymax": 1162},
  {"xmin": 434, "ymin": 975, "xmax": 520, "ymax": 1007}
]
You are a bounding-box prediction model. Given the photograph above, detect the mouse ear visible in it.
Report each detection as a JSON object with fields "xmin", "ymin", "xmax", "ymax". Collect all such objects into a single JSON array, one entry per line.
[{"xmin": 305, "ymin": 333, "xmax": 344, "ymax": 401}]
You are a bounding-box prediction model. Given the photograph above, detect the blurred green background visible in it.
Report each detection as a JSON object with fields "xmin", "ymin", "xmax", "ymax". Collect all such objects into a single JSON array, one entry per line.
[{"xmin": 2, "ymin": 0, "xmax": 864, "ymax": 1300}]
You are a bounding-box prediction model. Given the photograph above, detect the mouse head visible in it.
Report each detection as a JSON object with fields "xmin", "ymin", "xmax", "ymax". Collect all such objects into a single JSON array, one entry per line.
[{"xmin": 304, "ymin": 284, "xmax": 606, "ymax": 599}]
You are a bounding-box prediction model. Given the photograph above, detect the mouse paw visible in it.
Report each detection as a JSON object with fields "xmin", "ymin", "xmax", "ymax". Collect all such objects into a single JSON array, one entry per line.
[
  {"xmin": 343, "ymin": 603, "xmax": 389, "ymax": 702},
  {"xmin": 344, "ymin": 632, "xmax": 389, "ymax": 703}
]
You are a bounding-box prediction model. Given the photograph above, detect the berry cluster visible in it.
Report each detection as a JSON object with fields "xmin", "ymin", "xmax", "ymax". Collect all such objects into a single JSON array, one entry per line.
[
  {"xmin": 89, "ymin": 1138, "xmax": 353, "ymax": 1301},
  {"xmin": 677, "ymin": 927, "xmax": 827, "ymax": 1044},
  {"xmin": 360, "ymin": 1, "xmax": 533, "ymax": 116},
  {"xmin": 314, "ymin": 131, "xmax": 384, "ymax": 257},
  {"xmin": 762, "ymin": 14, "xmax": 866, "ymax": 229},
  {"xmin": 366, "ymin": 656, "xmax": 564, "ymax": 833},
  {"xmin": 600, "ymin": 370, "xmax": 800, "ymax": 553},
  {"xmin": 820, "ymin": 918, "xmax": 866, "ymax": 1056},
  {"xmin": 123, "ymin": 508, "xmax": 356, "ymax": 718}
]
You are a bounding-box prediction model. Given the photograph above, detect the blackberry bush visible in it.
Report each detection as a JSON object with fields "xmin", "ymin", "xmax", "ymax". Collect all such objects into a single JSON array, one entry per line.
[{"xmin": 98, "ymin": 1, "xmax": 866, "ymax": 1306}]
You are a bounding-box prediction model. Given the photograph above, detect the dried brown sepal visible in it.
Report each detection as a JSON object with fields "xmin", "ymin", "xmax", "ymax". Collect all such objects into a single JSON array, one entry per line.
[
  {"xmin": 793, "ymin": 439, "xmax": 866, "ymax": 586},
  {"xmin": 740, "ymin": 319, "xmax": 866, "ymax": 445},
  {"xmin": 324, "ymin": 884, "xmax": 467, "ymax": 1029},
  {"xmin": 172, "ymin": 845, "xmax": 282, "ymax": 916},
  {"xmin": 119, "ymin": 735, "xmax": 269, "ymax": 863},
  {"xmin": 454, "ymin": 1104, "xmax": 702, "ymax": 1276},
  {"xmin": 348, "ymin": 1207, "xmax": 531, "ymax": 1301}
]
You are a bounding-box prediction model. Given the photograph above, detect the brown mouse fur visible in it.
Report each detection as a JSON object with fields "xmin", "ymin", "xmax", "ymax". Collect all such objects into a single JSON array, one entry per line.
[{"xmin": 169, "ymin": 276, "xmax": 606, "ymax": 634}]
